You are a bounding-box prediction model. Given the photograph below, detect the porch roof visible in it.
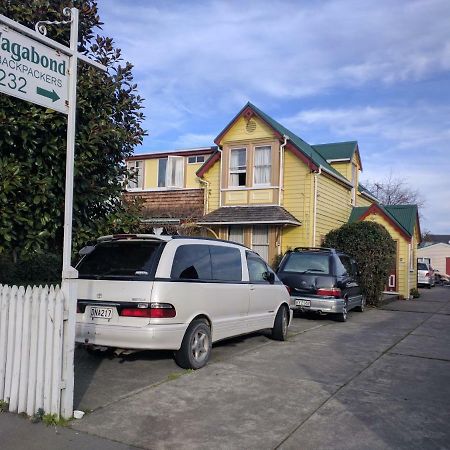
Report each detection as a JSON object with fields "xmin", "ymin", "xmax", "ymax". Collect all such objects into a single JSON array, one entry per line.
[{"xmin": 197, "ymin": 206, "xmax": 301, "ymax": 226}]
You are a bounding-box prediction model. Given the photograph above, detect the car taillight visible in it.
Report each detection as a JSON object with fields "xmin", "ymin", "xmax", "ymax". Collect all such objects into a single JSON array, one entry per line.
[
  {"xmin": 284, "ymin": 285, "xmax": 291, "ymax": 295},
  {"xmin": 317, "ymin": 288, "xmax": 341, "ymax": 298},
  {"xmin": 120, "ymin": 302, "xmax": 176, "ymax": 318}
]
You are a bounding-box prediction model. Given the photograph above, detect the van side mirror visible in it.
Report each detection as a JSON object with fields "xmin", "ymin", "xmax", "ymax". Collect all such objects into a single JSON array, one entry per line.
[
  {"xmin": 263, "ymin": 271, "xmax": 275, "ymax": 284},
  {"xmin": 79, "ymin": 245, "xmax": 95, "ymax": 256}
]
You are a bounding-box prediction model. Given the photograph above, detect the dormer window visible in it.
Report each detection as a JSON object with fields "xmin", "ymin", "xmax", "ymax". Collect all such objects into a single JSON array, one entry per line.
[
  {"xmin": 230, "ymin": 148, "xmax": 247, "ymax": 187},
  {"xmin": 254, "ymin": 146, "xmax": 271, "ymax": 185},
  {"xmin": 127, "ymin": 160, "xmax": 144, "ymax": 189}
]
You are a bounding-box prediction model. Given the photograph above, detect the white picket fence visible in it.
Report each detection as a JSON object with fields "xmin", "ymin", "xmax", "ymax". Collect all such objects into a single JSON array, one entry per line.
[{"xmin": 0, "ymin": 284, "xmax": 71, "ymax": 417}]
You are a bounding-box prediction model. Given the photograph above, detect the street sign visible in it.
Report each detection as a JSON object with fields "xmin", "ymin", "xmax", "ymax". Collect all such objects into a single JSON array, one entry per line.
[{"xmin": 0, "ymin": 24, "xmax": 69, "ymax": 114}]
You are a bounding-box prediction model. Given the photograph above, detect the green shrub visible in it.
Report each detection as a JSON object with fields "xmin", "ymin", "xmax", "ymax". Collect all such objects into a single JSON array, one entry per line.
[
  {"xmin": 0, "ymin": 252, "xmax": 61, "ymax": 286},
  {"xmin": 410, "ymin": 288, "xmax": 420, "ymax": 298},
  {"xmin": 323, "ymin": 221, "xmax": 396, "ymax": 306}
]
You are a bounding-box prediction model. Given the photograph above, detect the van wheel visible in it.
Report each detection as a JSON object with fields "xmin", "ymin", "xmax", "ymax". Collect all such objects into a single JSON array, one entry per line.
[
  {"xmin": 355, "ymin": 296, "xmax": 366, "ymax": 312},
  {"xmin": 272, "ymin": 305, "xmax": 289, "ymax": 341},
  {"xmin": 174, "ymin": 319, "xmax": 211, "ymax": 369}
]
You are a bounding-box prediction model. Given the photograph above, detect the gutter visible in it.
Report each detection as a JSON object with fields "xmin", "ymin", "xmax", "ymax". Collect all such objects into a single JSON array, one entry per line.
[
  {"xmin": 278, "ymin": 135, "xmax": 289, "ymax": 206},
  {"xmin": 198, "ymin": 177, "xmax": 210, "ymax": 214},
  {"xmin": 312, "ymin": 167, "xmax": 322, "ymax": 246}
]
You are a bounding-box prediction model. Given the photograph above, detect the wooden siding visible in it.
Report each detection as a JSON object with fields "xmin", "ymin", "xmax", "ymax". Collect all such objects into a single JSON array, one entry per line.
[
  {"xmin": 218, "ymin": 115, "xmax": 276, "ymax": 145},
  {"xmin": 281, "ymin": 150, "xmax": 312, "ymax": 251},
  {"xmin": 203, "ymin": 160, "xmax": 220, "ymax": 213},
  {"xmin": 315, "ymin": 173, "xmax": 352, "ymax": 245},
  {"xmin": 356, "ymin": 193, "xmax": 373, "ymax": 207}
]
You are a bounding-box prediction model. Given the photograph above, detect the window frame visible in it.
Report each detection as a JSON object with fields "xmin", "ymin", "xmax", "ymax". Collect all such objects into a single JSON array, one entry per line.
[
  {"xmin": 229, "ymin": 147, "xmax": 247, "ymax": 187},
  {"xmin": 127, "ymin": 160, "xmax": 144, "ymax": 190},
  {"xmin": 187, "ymin": 155, "xmax": 206, "ymax": 164},
  {"xmin": 251, "ymin": 225, "xmax": 269, "ymax": 262},
  {"xmin": 253, "ymin": 145, "xmax": 272, "ymax": 186}
]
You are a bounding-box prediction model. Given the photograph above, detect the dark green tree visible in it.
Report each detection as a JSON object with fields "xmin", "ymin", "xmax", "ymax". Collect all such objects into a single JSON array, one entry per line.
[
  {"xmin": 323, "ymin": 221, "xmax": 396, "ymax": 306},
  {"xmin": 0, "ymin": 0, "xmax": 145, "ymax": 260}
]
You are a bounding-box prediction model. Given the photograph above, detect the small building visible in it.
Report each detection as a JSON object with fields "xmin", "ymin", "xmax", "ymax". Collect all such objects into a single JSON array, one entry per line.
[
  {"xmin": 418, "ymin": 242, "xmax": 450, "ymax": 275},
  {"xmin": 349, "ymin": 204, "xmax": 421, "ymax": 298}
]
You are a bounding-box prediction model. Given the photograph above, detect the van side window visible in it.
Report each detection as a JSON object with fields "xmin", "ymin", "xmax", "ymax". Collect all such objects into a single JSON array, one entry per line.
[
  {"xmin": 247, "ymin": 253, "xmax": 270, "ymax": 283},
  {"xmin": 170, "ymin": 244, "xmax": 212, "ymax": 280},
  {"xmin": 210, "ymin": 246, "xmax": 242, "ymax": 282}
]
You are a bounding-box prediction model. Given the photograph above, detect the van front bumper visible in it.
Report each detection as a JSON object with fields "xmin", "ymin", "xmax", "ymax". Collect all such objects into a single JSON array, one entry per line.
[
  {"xmin": 75, "ymin": 321, "xmax": 187, "ymax": 350},
  {"xmin": 290, "ymin": 296, "xmax": 346, "ymax": 314}
]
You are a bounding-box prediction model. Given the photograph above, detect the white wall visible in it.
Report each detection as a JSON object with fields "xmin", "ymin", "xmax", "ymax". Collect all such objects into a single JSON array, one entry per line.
[{"xmin": 418, "ymin": 243, "xmax": 450, "ymax": 275}]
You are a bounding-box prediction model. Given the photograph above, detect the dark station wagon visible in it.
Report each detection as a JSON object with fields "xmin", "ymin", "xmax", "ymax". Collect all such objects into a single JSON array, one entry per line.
[{"xmin": 276, "ymin": 247, "xmax": 365, "ymax": 322}]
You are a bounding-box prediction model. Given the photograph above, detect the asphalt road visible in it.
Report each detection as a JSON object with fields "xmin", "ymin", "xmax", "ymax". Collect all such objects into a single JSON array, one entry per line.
[{"xmin": 1, "ymin": 286, "xmax": 449, "ymax": 449}]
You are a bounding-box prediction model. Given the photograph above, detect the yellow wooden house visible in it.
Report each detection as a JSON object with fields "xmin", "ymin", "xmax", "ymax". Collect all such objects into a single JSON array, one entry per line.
[
  {"xmin": 125, "ymin": 102, "xmax": 420, "ymax": 298},
  {"xmin": 196, "ymin": 102, "xmax": 376, "ymax": 261}
]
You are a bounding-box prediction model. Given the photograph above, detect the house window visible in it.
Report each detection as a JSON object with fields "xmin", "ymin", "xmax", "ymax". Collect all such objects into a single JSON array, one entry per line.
[
  {"xmin": 127, "ymin": 160, "xmax": 144, "ymax": 189},
  {"xmin": 254, "ymin": 146, "xmax": 271, "ymax": 185},
  {"xmin": 187, "ymin": 155, "xmax": 205, "ymax": 164},
  {"xmin": 230, "ymin": 148, "xmax": 247, "ymax": 187},
  {"xmin": 252, "ymin": 225, "xmax": 269, "ymax": 262},
  {"xmin": 158, "ymin": 156, "xmax": 184, "ymax": 188},
  {"xmin": 228, "ymin": 226, "xmax": 244, "ymax": 244}
]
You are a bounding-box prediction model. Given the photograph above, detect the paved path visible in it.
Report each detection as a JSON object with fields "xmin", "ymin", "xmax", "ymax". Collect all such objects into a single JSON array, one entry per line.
[{"xmin": 1, "ymin": 287, "xmax": 449, "ymax": 449}]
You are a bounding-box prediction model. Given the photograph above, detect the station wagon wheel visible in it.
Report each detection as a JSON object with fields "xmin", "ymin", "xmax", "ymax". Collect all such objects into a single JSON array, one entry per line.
[
  {"xmin": 336, "ymin": 302, "xmax": 348, "ymax": 322},
  {"xmin": 355, "ymin": 296, "xmax": 366, "ymax": 312},
  {"xmin": 174, "ymin": 319, "xmax": 212, "ymax": 369},
  {"xmin": 272, "ymin": 305, "xmax": 289, "ymax": 341}
]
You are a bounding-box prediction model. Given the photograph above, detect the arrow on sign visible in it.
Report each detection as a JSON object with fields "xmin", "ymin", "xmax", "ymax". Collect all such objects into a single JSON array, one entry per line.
[{"xmin": 36, "ymin": 87, "xmax": 60, "ymax": 102}]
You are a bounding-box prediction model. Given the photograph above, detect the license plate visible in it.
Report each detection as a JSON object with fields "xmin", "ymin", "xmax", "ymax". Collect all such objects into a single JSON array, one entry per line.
[
  {"xmin": 90, "ymin": 307, "xmax": 113, "ymax": 319},
  {"xmin": 295, "ymin": 299, "xmax": 311, "ymax": 307}
]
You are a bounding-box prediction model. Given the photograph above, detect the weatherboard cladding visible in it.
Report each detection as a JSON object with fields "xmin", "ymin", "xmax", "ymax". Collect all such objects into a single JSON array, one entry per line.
[{"xmin": 197, "ymin": 206, "xmax": 301, "ymax": 225}]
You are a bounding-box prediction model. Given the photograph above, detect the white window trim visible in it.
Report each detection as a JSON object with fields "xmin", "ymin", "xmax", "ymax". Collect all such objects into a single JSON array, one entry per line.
[
  {"xmin": 127, "ymin": 160, "xmax": 144, "ymax": 190},
  {"xmin": 187, "ymin": 155, "xmax": 206, "ymax": 164},
  {"xmin": 253, "ymin": 145, "xmax": 272, "ymax": 187},
  {"xmin": 229, "ymin": 147, "xmax": 247, "ymax": 187}
]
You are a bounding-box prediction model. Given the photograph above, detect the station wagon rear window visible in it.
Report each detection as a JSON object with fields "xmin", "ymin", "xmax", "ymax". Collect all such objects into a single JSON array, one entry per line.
[
  {"xmin": 77, "ymin": 241, "xmax": 162, "ymax": 280},
  {"xmin": 282, "ymin": 253, "xmax": 331, "ymax": 275}
]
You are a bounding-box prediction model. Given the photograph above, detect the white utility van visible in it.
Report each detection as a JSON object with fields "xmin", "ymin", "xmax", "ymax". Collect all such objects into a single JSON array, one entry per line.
[{"xmin": 75, "ymin": 234, "xmax": 291, "ymax": 369}]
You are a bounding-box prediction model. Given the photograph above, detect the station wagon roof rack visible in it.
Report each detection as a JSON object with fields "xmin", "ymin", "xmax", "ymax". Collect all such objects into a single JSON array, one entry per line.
[{"xmin": 291, "ymin": 247, "xmax": 337, "ymax": 253}]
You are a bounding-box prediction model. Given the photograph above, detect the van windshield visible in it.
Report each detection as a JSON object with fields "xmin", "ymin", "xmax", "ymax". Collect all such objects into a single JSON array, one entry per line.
[
  {"xmin": 417, "ymin": 262, "xmax": 428, "ymax": 271},
  {"xmin": 282, "ymin": 253, "xmax": 331, "ymax": 275},
  {"xmin": 77, "ymin": 241, "xmax": 162, "ymax": 280}
]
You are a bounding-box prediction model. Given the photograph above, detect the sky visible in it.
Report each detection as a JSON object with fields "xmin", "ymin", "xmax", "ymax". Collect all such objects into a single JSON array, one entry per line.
[{"xmin": 98, "ymin": 0, "xmax": 450, "ymax": 233}]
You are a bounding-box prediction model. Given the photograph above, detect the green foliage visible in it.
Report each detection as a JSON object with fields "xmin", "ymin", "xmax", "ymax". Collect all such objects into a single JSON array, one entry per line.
[
  {"xmin": 30, "ymin": 408, "xmax": 45, "ymax": 423},
  {"xmin": 323, "ymin": 221, "xmax": 396, "ymax": 306},
  {"xmin": 0, "ymin": 252, "xmax": 61, "ymax": 286},
  {"xmin": 410, "ymin": 288, "xmax": 420, "ymax": 298},
  {"xmin": 0, "ymin": 400, "xmax": 9, "ymax": 412},
  {"xmin": 0, "ymin": 1, "xmax": 145, "ymax": 259}
]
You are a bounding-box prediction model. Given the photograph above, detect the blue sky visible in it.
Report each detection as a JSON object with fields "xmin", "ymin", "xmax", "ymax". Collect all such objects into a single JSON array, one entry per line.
[{"xmin": 99, "ymin": 0, "xmax": 450, "ymax": 233}]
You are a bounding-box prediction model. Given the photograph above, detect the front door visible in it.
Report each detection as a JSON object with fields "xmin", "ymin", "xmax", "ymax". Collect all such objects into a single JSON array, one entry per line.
[{"xmin": 385, "ymin": 241, "xmax": 398, "ymax": 292}]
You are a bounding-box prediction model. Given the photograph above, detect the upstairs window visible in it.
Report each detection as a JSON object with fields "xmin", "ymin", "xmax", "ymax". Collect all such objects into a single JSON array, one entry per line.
[
  {"xmin": 158, "ymin": 156, "xmax": 184, "ymax": 188},
  {"xmin": 230, "ymin": 148, "xmax": 247, "ymax": 187},
  {"xmin": 127, "ymin": 160, "xmax": 144, "ymax": 189},
  {"xmin": 187, "ymin": 155, "xmax": 206, "ymax": 164},
  {"xmin": 254, "ymin": 146, "xmax": 271, "ymax": 185}
]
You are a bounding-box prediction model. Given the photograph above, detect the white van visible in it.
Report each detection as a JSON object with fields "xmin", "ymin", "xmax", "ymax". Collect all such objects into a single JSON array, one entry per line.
[{"xmin": 75, "ymin": 234, "xmax": 291, "ymax": 369}]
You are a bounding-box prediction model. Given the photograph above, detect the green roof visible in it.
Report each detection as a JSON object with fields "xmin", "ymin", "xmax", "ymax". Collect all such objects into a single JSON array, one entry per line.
[
  {"xmin": 349, "ymin": 204, "xmax": 418, "ymax": 236},
  {"xmin": 245, "ymin": 103, "xmax": 350, "ymax": 184},
  {"xmin": 312, "ymin": 141, "xmax": 357, "ymax": 161},
  {"xmin": 358, "ymin": 183, "xmax": 377, "ymax": 199}
]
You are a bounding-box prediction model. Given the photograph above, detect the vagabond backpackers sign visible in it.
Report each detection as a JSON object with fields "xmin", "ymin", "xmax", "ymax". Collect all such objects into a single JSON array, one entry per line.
[{"xmin": 0, "ymin": 24, "xmax": 69, "ymax": 113}]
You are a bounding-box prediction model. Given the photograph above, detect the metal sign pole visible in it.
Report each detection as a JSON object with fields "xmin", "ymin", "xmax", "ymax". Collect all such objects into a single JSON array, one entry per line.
[{"xmin": 60, "ymin": 7, "xmax": 79, "ymax": 419}]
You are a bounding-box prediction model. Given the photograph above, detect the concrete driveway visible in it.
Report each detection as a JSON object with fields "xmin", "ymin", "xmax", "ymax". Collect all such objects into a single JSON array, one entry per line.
[{"xmin": 2, "ymin": 287, "xmax": 450, "ymax": 449}]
